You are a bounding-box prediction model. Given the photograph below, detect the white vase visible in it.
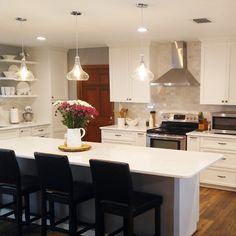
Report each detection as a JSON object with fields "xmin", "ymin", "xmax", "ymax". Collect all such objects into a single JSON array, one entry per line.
[{"xmin": 67, "ymin": 128, "xmax": 86, "ymax": 148}]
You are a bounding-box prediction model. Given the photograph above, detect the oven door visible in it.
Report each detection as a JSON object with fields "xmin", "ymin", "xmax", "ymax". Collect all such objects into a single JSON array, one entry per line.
[{"xmin": 146, "ymin": 134, "xmax": 186, "ymax": 150}]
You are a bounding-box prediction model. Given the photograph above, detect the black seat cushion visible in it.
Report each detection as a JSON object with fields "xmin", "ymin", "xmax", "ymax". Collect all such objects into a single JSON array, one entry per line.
[
  {"xmin": 100, "ymin": 191, "xmax": 162, "ymax": 217},
  {"xmin": 0, "ymin": 175, "xmax": 40, "ymax": 195},
  {"xmin": 46, "ymin": 181, "xmax": 94, "ymax": 204}
]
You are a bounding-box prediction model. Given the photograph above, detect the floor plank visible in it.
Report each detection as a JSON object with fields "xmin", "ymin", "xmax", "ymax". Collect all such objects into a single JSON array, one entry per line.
[{"xmin": 1, "ymin": 187, "xmax": 236, "ymax": 235}]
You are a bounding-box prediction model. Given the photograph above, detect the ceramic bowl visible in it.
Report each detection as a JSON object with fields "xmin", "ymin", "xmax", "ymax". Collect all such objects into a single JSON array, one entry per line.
[
  {"xmin": 3, "ymin": 71, "xmax": 16, "ymax": 78},
  {"xmin": 126, "ymin": 118, "xmax": 139, "ymax": 127}
]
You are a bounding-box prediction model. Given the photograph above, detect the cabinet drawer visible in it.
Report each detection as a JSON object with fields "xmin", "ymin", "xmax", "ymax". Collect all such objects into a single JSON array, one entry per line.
[
  {"xmin": 102, "ymin": 130, "xmax": 136, "ymax": 142},
  {"xmin": 0, "ymin": 129, "xmax": 19, "ymax": 140},
  {"xmin": 200, "ymin": 168, "xmax": 236, "ymax": 187},
  {"xmin": 19, "ymin": 128, "xmax": 31, "ymax": 137},
  {"xmin": 201, "ymin": 148, "xmax": 236, "ymax": 169},
  {"xmin": 201, "ymin": 137, "xmax": 236, "ymax": 151},
  {"xmin": 31, "ymin": 125, "xmax": 50, "ymax": 136}
]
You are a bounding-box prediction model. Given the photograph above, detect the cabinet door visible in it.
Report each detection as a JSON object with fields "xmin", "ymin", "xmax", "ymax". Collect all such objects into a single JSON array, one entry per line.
[
  {"xmin": 50, "ymin": 50, "xmax": 68, "ymax": 100},
  {"xmin": 109, "ymin": 48, "xmax": 131, "ymax": 102},
  {"xmin": 187, "ymin": 136, "xmax": 200, "ymax": 151},
  {"xmin": 129, "ymin": 47, "xmax": 150, "ymax": 103},
  {"xmin": 228, "ymin": 42, "xmax": 236, "ymax": 105},
  {"xmin": 200, "ymin": 42, "xmax": 229, "ymax": 104}
]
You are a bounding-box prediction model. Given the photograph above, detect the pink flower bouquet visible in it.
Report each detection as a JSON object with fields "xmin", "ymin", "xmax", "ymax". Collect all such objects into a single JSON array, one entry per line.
[{"xmin": 54, "ymin": 100, "xmax": 98, "ymax": 129}]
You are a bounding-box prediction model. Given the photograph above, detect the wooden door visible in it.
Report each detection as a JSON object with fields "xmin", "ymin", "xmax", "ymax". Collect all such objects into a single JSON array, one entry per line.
[{"xmin": 77, "ymin": 65, "xmax": 114, "ymax": 142}]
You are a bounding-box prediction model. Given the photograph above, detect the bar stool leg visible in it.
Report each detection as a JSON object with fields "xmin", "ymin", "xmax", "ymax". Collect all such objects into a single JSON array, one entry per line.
[
  {"xmin": 49, "ymin": 201, "xmax": 55, "ymax": 228},
  {"xmin": 123, "ymin": 214, "xmax": 133, "ymax": 236},
  {"xmin": 41, "ymin": 191, "xmax": 47, "ymax": 236},
  {"xmin": 154, "ymin": 206, "xmax": 161, "ymax": 236},
  {"xmin": 16, "ymin": 193, "xmax": 23, "ymax": 236},
  {"xmin": 95, "ymin": 203, "xmax": 105, "ymax": 236},
  {"xmin": 24, "ymin": 194, "xmax": 30, "ymax": 224},
  {"xmin": 69, "ymin": 202, "xmax": 77, "ymax": 236}
]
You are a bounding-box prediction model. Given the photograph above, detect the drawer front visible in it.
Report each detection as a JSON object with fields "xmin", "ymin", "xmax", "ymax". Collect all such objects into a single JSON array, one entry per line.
[
  {"xmin": 201, "ymin": 148, "xmax": 236, "ymax": 169},
  {"xmin": 200, "ymin": 168, "xmax": 236, "ymax": 187},
  {"xmin": 0, "ymin": 129, "xmax": 19, "ymax": 139},
  {"xmin": 19, "ymin": 128, "xmax": 31, "ymax": 137},
  {"xmin": 31, "ymin": 125, "xmax": 50, "ymax": 136},
  {"xmin": 201, "ymin": 137, "xmax": 236, "ymax": 151},
  {"xmin": 102, "ymin": 130, "xmax": 136, "ymax": 142},
  {"xmin": 135, "ymin": 132, "xmax": 146, "ymax": 146}
]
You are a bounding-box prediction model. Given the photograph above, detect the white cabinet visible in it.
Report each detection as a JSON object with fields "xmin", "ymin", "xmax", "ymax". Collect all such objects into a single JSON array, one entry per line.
[
  {"xmin": 200, "ymin": 40, "xmax": 236, "ymax": 105},
  {"xmin": 109, "ymin": 45, "xmax": 156, "ymax": 103},
  {"xmin": 101, "ymin": 129, "xmax": 146, "ymax": 146},
  {"xmin": 0, "ymin": 129, "xmax": 19, "ymax": 140},
  {"xmin": 187, "ymin": 133, "xmax": 236, "ymax": 191}
]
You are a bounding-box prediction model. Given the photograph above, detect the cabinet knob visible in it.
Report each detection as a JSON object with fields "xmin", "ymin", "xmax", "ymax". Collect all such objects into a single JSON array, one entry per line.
[
  {"xmin": 221, "ymin": 100, "xmax": 224, "ymax": 103},
  {"xmin": 225, "ymin": 100, "xmax": 228, "ymax": 103},
  {"xmin": 217, "ymin": 175, "xmax": 226, "ymax": 179}
]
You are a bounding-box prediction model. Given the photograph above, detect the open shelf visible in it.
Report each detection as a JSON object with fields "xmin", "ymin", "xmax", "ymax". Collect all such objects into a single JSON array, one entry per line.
[
  {"xmin": 0, "ymin": 95, "xmax": 38, "ymax": 98},
  {"xmin": 0, "ymin": 77, "xmax": 37, "ymax": 82},
  {"xmin": 0, "ymin": 59, "xmax": 37, "ymax": 65}
]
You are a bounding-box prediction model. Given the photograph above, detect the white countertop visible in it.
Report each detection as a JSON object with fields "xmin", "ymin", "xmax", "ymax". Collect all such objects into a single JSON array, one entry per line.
[
  {"xmin": 0, "ymin": 122, "xmax": 50, "ymax": 131},
  {"xmin": 100, "ymin": 125, "xmax": 148, "ymax": 132},
  {"xmin": 0, "ymin": 137, "xmax": 222, "ymax": 179},
  {"xmin": 187, "ymin": 131, "xmax": 236, "ymax": 139}
]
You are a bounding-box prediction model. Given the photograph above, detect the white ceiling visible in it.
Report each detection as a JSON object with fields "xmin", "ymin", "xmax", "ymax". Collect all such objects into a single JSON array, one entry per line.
[{"xmin": 0, "ymin": 0, "xmax": 236, "ymax": 49}]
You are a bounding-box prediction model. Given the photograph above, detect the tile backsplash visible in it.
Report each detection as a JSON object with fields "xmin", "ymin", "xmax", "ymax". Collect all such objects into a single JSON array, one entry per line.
[{"xmin": 118, "ymin": 41, "xmax": 236, "ymax": 125}]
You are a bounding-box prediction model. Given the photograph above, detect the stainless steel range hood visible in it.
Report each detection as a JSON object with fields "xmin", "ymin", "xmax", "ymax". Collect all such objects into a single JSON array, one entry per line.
[{"xmin": 151, "ymin": 41, "xmax": 199, "ymax": 86}]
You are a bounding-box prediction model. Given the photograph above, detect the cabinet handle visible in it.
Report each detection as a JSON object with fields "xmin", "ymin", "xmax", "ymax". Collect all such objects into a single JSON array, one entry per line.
[
  {"xmin": 20, "ymin": 130, "xmax": 24, "ymax": 133},
  {"xmin": 217, "ymin": 175, "xmax": 226, "ymax": 179},
  {"xmin": 38, "ymin": 129, "xmax": 44, "ymax": 132},
  {"xmin": 218, "ymin": 142, "xmax": 227, "ymax": 145},
  {"xmin": 190, "ymin": 136, "xmax": 197, "ymax": 139},
  {"xmin": 222, "ymin": 157, "xmax": 227, "ymax": 160},
  {"xmin": 115, "ymin": 134, "xmax": 122, "ymax": 137}
]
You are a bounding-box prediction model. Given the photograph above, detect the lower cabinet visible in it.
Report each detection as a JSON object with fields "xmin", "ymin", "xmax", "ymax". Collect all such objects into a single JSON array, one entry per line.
[
  {"xmin": 101, "ymin": 129, "xmax": 146, "ymax": 146},
  {"xmin": 187, "ymin": 134, "xmax": 236, "ymax": 191},
  {"xmin": 0, "ymin": 124, "xmax": 50, "ymax": 140}
]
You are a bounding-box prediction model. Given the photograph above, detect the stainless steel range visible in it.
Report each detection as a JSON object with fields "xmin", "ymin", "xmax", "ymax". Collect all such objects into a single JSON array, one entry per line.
[{"xmin": 147, "ymin": 112, "xmax": 199, "ymax": 150}]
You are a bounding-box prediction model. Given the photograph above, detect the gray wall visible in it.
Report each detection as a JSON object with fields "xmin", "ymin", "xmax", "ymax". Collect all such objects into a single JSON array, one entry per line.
[{"xmin": 67, "ymin": 47, "xmax": 109, "ymax": 99}]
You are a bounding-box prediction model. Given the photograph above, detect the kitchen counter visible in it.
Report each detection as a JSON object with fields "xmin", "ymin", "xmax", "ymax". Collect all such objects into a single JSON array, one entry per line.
[
  {"xmin": 187, "ymin": 130, "xmax": 236, "ymax": 139},
  {"xmin": 100, "ymin": 124, "xmax": 148, "ymax": 132},
  {"xmin": 0, "ymin": 122, "xmax": 50, "ymax": 130},
  {"xmin": 0, "ymin": 137, "xmax": 222, "ymax": 236}
]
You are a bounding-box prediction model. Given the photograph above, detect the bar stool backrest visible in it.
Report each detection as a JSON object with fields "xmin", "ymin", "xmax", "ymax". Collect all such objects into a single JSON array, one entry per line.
[
  {"xmin": 89, "ymin": 159, "xmax": 133, "ymax": 205},
  {"xmin": 0, "ymin": 148, "xmax": 21, "ymax": 188},
  {"xmin": 34, "ymin": 152, "xmax": 73, "ymax": 195}
]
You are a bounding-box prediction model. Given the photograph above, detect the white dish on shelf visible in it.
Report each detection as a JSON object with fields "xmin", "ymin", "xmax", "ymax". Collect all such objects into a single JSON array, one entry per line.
[
  {"xmin": 3, "ymin": 71, "xmax": 17, "ymax": 78},
  {"xmin": 8, "ymin": 65, "xmax": 19, "ymax": 73},
  {"xmin": 1, "ymin": 55, "xmax": 17, "ymax": 60},
  {"xmin": 16, "ymin": 81, "xmax": 31, "ymax": 95}
]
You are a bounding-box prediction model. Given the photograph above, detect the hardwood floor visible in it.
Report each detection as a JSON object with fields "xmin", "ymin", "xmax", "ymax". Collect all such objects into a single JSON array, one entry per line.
[
  {"xmin": 0, "ymin": 187, "xmax": 236, "ymax": 235},
  {"xmin": 194, "ymin": 187, "xmax": 236, "ymax": 236}
]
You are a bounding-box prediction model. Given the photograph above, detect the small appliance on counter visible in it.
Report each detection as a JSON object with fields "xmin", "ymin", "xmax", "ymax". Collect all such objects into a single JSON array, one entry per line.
[
  {"xmin": 10, "ymin": 107, "xmax": 19, "ymax": 124},
  {"xmin": 23, "ymin": 106, "xmax": 34, "ymax": 122}
]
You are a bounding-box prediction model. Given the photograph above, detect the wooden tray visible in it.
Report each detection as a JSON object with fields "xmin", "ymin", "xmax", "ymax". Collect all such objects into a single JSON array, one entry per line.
[{"xmin": 58, "ymin": 143, "xmax": 91, "ymax": 152}]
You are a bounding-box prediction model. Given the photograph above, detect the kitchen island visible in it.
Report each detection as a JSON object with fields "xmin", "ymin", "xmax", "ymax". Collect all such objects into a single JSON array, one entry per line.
[{"xmin": 0, "ymin": 137, "xmax": 222, "ymax": 236}]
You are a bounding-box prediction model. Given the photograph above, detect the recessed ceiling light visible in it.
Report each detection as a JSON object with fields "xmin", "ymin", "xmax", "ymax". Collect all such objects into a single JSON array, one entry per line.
[
  {"xmin": 192, "ymin": 18, "xmax": 212, "ymax": 24},
  {"xmin": 37, "ymin": 36, "xmax": 46, "ymax": 41},
  {"xmin": 137, "ymin": 27, "xmax": 148, "ymax": 32}
]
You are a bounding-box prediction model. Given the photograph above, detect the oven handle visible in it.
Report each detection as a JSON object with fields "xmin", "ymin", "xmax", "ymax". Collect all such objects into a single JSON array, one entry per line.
[{"xmin": 146, "ymin": 134, "xmax": 186, "ymax": 141}]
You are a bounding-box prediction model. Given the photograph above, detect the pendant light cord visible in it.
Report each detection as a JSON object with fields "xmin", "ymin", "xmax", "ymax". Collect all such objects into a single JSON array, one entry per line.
[
  {"xmin": 20, "ymin": 20, "xmax": 24, "ymax": 57},
  {"xmin": 75, "ymin": 14, "xmax": 78, "ymax": 57}
]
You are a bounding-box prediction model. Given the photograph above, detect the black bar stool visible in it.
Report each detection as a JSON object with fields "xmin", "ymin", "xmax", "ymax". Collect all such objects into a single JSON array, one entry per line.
[
  {"xmin": 0, "ymin": 148, "xmax": 40, "ymax": 236},
  {"xmin": 89, "ymin": 159, "xmax": 163, "ymax": 236},
  {"xmin": 34, "ymin": 152, "xmax": 94, "ymax": 236}
]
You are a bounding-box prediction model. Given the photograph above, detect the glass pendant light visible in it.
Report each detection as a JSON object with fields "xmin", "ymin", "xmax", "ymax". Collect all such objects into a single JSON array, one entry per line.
[
  {"xmin": 15, "ymin": 17, "xmax": 30, "ymax": 81},
  {"xmin": 67, "ymin": 11, "xmax": 89, "ymax": 81},
  {"xmin": 132, "ymin": 3, "xmax": 154, "ymax": 82}
]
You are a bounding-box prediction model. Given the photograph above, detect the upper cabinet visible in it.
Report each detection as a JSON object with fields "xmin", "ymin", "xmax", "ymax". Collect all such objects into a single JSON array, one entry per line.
[
  {"xmin": 200, "ymin": 40, "xmax": 236, "ymax": 105},
  {"xmin": 109, "ymin": 44, "xmax": 157, "ymax": 103}
]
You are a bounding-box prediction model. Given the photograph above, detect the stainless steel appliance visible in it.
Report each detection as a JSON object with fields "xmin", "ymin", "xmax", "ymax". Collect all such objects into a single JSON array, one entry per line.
[
  {"xmin": 211, "ymin": 111, "xmax": 236, "ymax": 135},
  {"xmin": 147, "ymin": 112, "xmax": 198, "ymax": 150}
]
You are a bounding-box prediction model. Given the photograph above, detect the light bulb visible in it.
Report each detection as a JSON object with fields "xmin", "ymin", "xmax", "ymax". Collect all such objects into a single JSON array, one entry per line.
[
  {"xmin": 16, "ymin": 58, "xmax": 30, "ymax": 80},
  {"xmin": 132, "ymin": 56, "xmax": 154, "ymax": 81},
  {"xmin": 67, "ymin": 56, "xmax": 89, "ymax": 81}
]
